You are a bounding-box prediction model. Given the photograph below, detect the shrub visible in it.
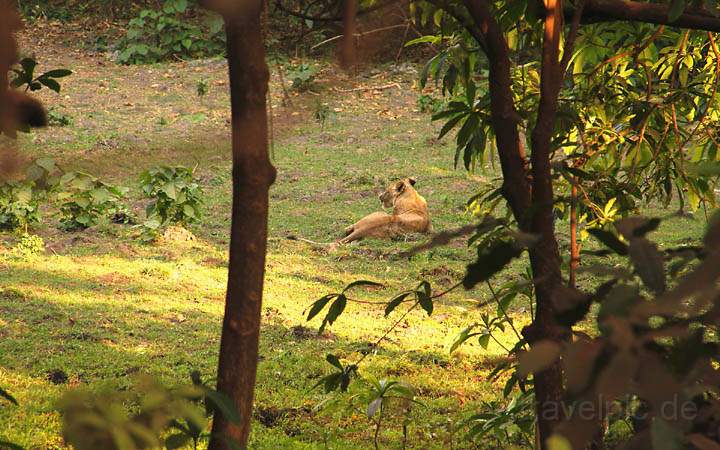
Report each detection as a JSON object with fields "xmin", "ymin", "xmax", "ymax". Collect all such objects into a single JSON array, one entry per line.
[
  {"xmin": 139, "ymin": 165, "xmax": 203, "ymax": 226},
  {"xmin": 116, "ymin": 0, "xmax": 225, "ymax": 64},
  {"xmin": 287, "ymin": 63, "xmax": 318, "ymax": 91},
  {"xmin": 12, "ymin": 233, "xmax": 45, "ymax": 258},
  {"xmin": 0, "ymin": 157, "xmax": 57, "ymax": 231},
  {"xmin": 56, "ymin": 171, "xmax": 128, "ymax": 231}
]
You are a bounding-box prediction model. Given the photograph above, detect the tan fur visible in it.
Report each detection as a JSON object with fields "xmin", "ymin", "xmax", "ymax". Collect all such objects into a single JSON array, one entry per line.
[{"xmin": 338, "ymin": 177, "xmax": 431, "ymax": 245}]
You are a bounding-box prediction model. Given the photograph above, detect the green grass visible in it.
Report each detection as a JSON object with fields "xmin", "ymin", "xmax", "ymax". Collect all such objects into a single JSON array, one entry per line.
[{"xmin": 0, "ymin": 37, "xmax": 713, "ymax": 449}]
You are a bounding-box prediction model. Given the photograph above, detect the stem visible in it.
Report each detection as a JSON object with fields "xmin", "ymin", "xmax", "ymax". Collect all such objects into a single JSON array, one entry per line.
[
  {"xmin": 374, "ymin": 406, "xmax": 383, "ymax": 450},
  {"xmin": 569, "ymin": 178, "xmax": 579, "ymax": 289}
]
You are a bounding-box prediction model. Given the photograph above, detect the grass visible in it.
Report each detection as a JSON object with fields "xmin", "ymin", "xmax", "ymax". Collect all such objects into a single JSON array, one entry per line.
[{"xmin": 0, "ymin": 24, "xmax": 713, "ymax": 449}]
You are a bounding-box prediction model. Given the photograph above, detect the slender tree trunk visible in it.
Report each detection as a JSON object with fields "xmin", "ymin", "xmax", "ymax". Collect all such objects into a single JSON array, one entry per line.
[
  {"xmin": 569, "ymin": 181, "xmax": 579, "ymax": 288},
  {"xmin": 207, "ymin": 5, "xmax": 276, "ymax": 449}
]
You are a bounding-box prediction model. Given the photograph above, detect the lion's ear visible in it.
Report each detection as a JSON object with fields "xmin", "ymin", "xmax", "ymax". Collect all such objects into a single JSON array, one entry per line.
[
  {"xmin": 407, "ymin": 177, "xmax": 417, "ymax": 186},
  {"xmin": 396, "ymin": 181, "xmax": 405, "ymax": 192}
]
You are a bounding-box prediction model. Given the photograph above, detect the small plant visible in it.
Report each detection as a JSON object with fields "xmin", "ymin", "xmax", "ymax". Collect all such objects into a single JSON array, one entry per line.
[
  {"xmin": 462, "ymin": 389, "xmax": 535, "ymax": 447},
  {"xmin": 56, "ymin": 172, "xmax": 128, "ymax": 231},
  {"xmin": 313, "ymin": 101, "xmax": 335, "ymax": 130},
  {"xmin": 359, "ymin": 378, "xmax": 421, "ymax": 450},
  {"xmin": 139, "ymin": 166, "xmax": 203, "ymax": 238},
  {"xmin": 59, "ymin": 372, "xmax": 240, "ymax": 450},
  {"xmin": 0, "ymin": 180, "xmax": 41, "ymax": 231},
  {"xmin": 11, "ymin": 57, "xmax": 72, "ymax": 93},
  {"xmin": 116, "ymin": 0, "xmax": 225, "ymax": 64},
  {"xmin": 287, "ymin": 63, "xmax": 318, "ymax": 91},
  {"xmin": 196, "ymin": 78, "xmax": 209, "ymax": 101},
  {"xmin": 416, "ymin": 94, "xmax": 444, "ymax": 113},
  {"xmin": 12, "ymin": 232, "xmax": 45, "ymax": 258},
  {"xmin": 47, "ymin": 109, "xmax": 73, "ymax": 127}
]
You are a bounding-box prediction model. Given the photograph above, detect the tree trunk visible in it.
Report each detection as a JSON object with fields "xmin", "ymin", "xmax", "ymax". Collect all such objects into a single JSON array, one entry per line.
[
  {"xmin": 208, "ymin": 6, "xmax": 276, "ymax": 449},
  {"xmin": 569, "ymin": 181, "xmax": 579, "ymax": 289},
  {"xmin": 524, "ymin": 0, "xmax": 570, "ymax": 447}
]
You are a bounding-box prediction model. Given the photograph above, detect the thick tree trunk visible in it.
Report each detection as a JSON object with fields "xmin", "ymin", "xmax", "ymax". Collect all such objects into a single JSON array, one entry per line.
[{"xmin": 208, "ymin": 6, "xmax": 276, "ymax": 449}]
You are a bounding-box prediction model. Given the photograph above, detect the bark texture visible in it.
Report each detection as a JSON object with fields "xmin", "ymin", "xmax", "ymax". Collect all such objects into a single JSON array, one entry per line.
[{"xmin": 208, "ymin": 5, "xmax": 277, "ymax": 449}]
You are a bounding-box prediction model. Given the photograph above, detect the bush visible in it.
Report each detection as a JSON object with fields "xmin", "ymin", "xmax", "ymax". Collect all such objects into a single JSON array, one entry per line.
[
  {"xmin": 287, "ymin": 63, "xmax": 318, "ymax": 91},
  {"xmin": 139, "ymin": 165, "xmax": 203, "ymax": 227},
  {"xmin": 0, "ymin": 158, "xmax": 57, "ymax": 231},
  {"xmin": 56, "ymin": 172, "xmax": 128, "ymax": 231},
  {"xmin": 116, "ymin": 0, "xmax": 225, "ymax": 64},
  {"xmin": 12, "ymin": 233, "xmax": 45, "ymax": 258}
]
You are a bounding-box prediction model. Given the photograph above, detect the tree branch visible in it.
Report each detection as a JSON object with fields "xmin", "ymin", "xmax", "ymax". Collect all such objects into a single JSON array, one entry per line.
[{"xmin": 573, "ymin": 0, "xmax": 720, "ymax": 32}]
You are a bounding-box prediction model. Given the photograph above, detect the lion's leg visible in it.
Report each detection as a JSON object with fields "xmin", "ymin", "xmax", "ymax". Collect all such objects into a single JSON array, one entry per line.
[{"xmin": 338, "ymin": 212, "xmax": 392, "ymax": 244}]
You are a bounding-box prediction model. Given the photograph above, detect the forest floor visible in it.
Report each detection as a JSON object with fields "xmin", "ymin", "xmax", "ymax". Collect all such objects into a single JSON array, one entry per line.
[{"xmin": 0, "ymin": 19, "xmax": 711, "ymax": 449}]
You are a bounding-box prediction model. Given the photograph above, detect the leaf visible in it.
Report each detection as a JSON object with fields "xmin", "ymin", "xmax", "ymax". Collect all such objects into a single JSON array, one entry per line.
[
  {"xmin": 651, "ymin": 417, "xmax": 686, "ymax": 450},
  {"xmin": 463, "ymin": 241, "xmax": 524, "ymax": 289},
  {"xmin": 342, "ymin": 280, "xmax": 383, "ymax": 292},
  {"xmin": 449, "ymin": 324, "xmax": 480, "ymax": 354},
  {"xmin": 628, "ymin": 238, "xmax": 666, "ymax": 294},
  {"xmin": 306, "ymin": 294, "xmax": 336, "ymax": 321},
  {"xmin": 404, "ymin": 35, "xmax": 441, "ymax": 47},
  {"xmin": 367, "ymin": 397, "xmax": 383, "ymax": 418},
  {"xmin": 417, "ymin": 291, "xmax": 433, "ymax": 316},
  {"xmin": 42, "ymin": 69, "xmax": 72, "ymax": 78},
  {"xmin": 35, "ymin": 157, "xmax": 56, "ymax": 172},
  {"xmin": 320, "ymin": 294, "xmax": 347, "ymax": 333},
  {"xmin": 546, "ymin": 435, "xmax": 572, "ymax": 450},
  {"xmin": 587, "ymin": 228, "xmax": 628, "ymax": 255},
  {"xmin": 385, "ymin": 292, "xmax": 411, "ymax": 317},
  {"xmin": 0, "ymin": 386, "xmax": 18, "ymax": 405},
  {"xmin": 165, "ymin": 433, "xmax": 191, "ymax": 449},
  {"xmin": 667, "ymin": 0, "xmax": 686, "ymax": 22},
  {"xmin": 437, "ymin": 113, "xmax": 466, "ymax": 141},
  {"xmin": 517, "ymin": 340, "xmax": 561, "ymax": 378},
  {"xmin": 325, "ymin": 354, "xmax": 343, "ymax": 370},
  {"xmin": 205, "ymin": 389, "xmax": 241, "ymax": 425},
  {"xmin": 0, "ymin": 440, "xmax": 25, "ymax": 450}
]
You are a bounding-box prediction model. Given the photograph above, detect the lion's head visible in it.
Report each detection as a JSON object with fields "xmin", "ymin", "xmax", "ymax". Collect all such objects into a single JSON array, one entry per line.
[{"xmin": 379, "ymin": 177, "xmax": 417, "ymax": 208}]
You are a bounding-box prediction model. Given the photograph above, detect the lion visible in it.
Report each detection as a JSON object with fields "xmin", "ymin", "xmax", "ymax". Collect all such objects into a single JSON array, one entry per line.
[{"xmin": 338, "ymin": 177, "xmax": 431, "ymax": 245}]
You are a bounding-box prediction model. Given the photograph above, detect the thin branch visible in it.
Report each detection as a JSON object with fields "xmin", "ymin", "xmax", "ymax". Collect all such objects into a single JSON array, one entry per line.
[
  {"xmin": 560, "ymin": 0, "xmax": 586, "ymax": 75},
  {"xmin": 311, "ymin": 23, "xmax": 411, "ymax": 50}
]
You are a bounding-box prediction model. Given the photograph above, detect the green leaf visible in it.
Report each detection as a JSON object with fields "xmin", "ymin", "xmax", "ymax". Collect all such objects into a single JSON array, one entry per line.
[
  {"xmin": 0, "ymin": 440, "xmax": 25, "ymax": 450},
  {"xmin": 320, "ymin": 294, "xmax": 347, "ymax": 333},
  {"xmin": 325, "ymin": 354, "xmax": 343, "ymax": 370},
  {"xmin": 437, "ymin": 113, "xmax": 466, "ymax": 141},
  {"xmin": 449, "ymin": 324, "xmax": 480, "ymax": 354},
  {"xmin": 463, "ymin": 241, "xmax": 524, "ymax": 289},
  {"xmin": 342, "ymin": 280, "xmax": 383, "ymax": 292},
  {"xmin": 0, "ymin": 386, "xmax": 18, "ymax": 405},
  {"xmin": 38, "ymin": 77, "xmax": 61, "ymax": 93},
  {"xmin": 628, "ymin": 238, "xmax": 666, "ymax": 294},
  {"xmin": 418, "ymin": 291, "xmax": 433, "ymax": 316},
  {"xmin": 42, "ymin": 69, "xmax": 72, "ymax": 78},
  {"xmin": 404, "ymin": 35, "xmax": 440, "ymax": 47},
  {"xmin": 517, "ymin": 340, "xmax": 562, "ymax": 378},
  {"xmin": 306, "ymin": 294, "xmax": 336, "ymax": 321},
  {"xmin": 35, "ymin": 157, "xmax": 56, "ymax": 172},
  {"xmin": 667, "ymin": 0, "xmax": 686, "ymax": 22},
  {"xmin": 165, "ymin": 433, "xmax": 191, "ymax": 449},
  {"xmin": 385, "ymin": 292, "xmax": 411, "ymax": 317},
  {"xmin": 205, "ymin": 389, "xmax": 241, "ymax": 425},
  {"xmin": 587, "ymin": 228, "xmax": 628, "ymax": 255}
]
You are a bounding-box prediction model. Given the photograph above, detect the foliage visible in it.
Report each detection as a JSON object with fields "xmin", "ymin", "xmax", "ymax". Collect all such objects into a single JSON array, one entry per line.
[
  {"xmin": 416, "ymin": 93, "xmax": 444, "ymax": 114},
  {"xmin": 116, "ymin": 0, "xmax": 225, "ymax": 64},
  {"xmin": 0, "ymin": 158, "xmax": 58, "ymax": 231},
  {"xmin": 59, "ymin": 373, "xmax": 240, "ymax": 450},
  {"xmin": 286, "ymin": 62, "xmax": 317, "ymax": 91},
  {"xmin": 138, "ymin": 166, "xmax": 203, "ymax": 238},
  {"xmin": 10, "ymin": 57, "xmax": 72, "ymax": 94},
  {"xmin": 196, "ymin": 78, "xmax": 208, "ymax": 100},
  {"xmin": 461, "ymin": 389, "xmax": 535, "ymax": 447},
  {"xmin": 56, "ymin": 171, "xmax": 128, "ymax": 231},
  {"xmin": 313, "ymin": 100, "xmax": 335, "ymax": 130},
  {"xmin": 11, "ymin": 233, "xmax": 45, "ymax": 258},
  {"xmin": 47, "ymin": 109, "xmax": 73, "ymax": 127}
]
